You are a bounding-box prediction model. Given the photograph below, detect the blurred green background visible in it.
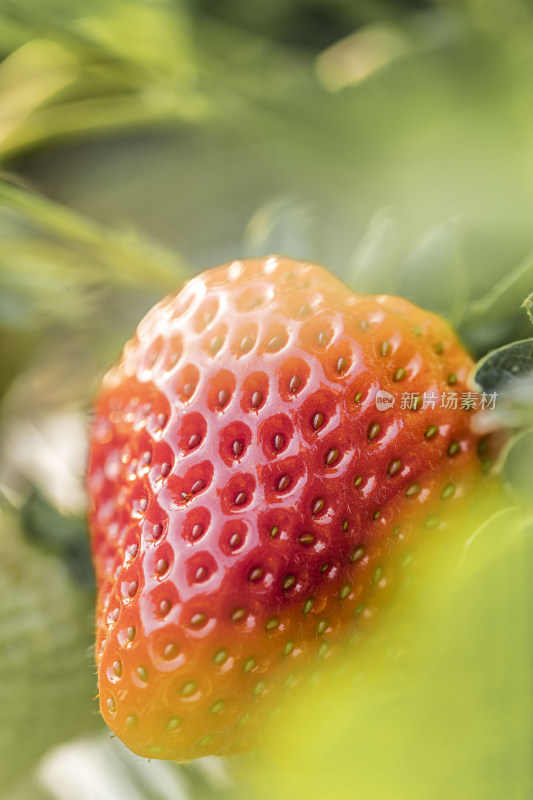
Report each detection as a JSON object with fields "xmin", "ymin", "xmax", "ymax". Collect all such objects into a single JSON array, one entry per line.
[{"xmin": 0, "ymin": 0, "xmax": 532, "ymax": 797}]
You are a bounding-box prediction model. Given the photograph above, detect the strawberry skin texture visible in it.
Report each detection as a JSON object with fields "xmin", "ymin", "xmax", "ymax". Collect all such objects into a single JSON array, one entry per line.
[{"xmin": 87, "ymin": 256, "xmax": 491, "ymax": 761}]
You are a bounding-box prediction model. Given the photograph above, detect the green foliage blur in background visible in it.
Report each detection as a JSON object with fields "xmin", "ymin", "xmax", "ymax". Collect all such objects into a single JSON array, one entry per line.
[{"xmin": 0, "ymin": 0, "xmax": 533, "ymax": 797}]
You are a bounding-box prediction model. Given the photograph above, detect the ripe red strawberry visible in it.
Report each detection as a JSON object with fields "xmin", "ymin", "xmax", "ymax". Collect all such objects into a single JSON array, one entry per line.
[{"xmin": 87, "ymin": 255, "xmax": 494, "ymax": 761}]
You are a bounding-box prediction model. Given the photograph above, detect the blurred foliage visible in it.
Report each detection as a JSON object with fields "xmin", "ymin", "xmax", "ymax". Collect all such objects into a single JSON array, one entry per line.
[
  {"xmin": 0, "ymin": 0, "xmax": 532, "ymax": 797},
  {"xmin": 235, "ymin": 484, "xmax": 533, "ymax": 800},
  {"xmin": 474, "ymin": 338, "xmax": 533, "ymax": 395},
  {"xmin": 0, "ymin": 500, "xmax": 98, "ymax": 795},
  {"xmin": 20, "ymin": 489, "xmax": 94, "ymax": 585}
]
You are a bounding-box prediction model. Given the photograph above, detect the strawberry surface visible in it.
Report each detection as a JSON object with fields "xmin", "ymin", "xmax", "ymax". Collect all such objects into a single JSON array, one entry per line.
[{"xmin": 87, "ymin": 256, "xmax": 493, "ymax": 760}]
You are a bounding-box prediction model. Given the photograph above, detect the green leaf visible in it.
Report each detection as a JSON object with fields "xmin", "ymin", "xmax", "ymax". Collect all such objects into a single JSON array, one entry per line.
[
  {"xmin": 0, "ymin": 504, "xmax": 98, "ymax": 792},
  {"xmin": 347, "ymin": 209, "xmax": 403, "ymax": 294},
  {"xmin": 499, "ymin": 427, "xmax": 533, "ymax": 504},
  {"xmin": 236, "ymin": 484, "xmax": 533, "ymax": 800},
  {"xmin": 0, "ymin": 325, "xmax": 37, "ymax": 400},
  {"xmin": 466, "ymin": 250, "xmax": 533, "ymax": 327},
  {"xmin": 20, "ymin": 489, "xmax": 94, "ymax": 587},
  {"xmin": 394, "ymin": 217, "xmax": 468, "ymax": 324},
  {"xmin": 0, "ymin": 179, "xmax": 190, "ymax": 292},
  {"xmin": 470, "ymin": 339, "xmax": 533, "ymax": 432},
  {"xmin": 522, "ymin": 292, "xmax": 533, "ymax": 326},
  {"xmin": 244, "ymin": 196, "xmax": 317, "ymax": 261},
  {"xmin": 471, "ymin": 338, "xmax": 533, "ymax": 394},
  {"xmin": 348, "ymin": 216, "xmax": 469, "ymax": 325},
  {"xmin": 0, "ymin": 1, "xmax": 212, "ymax": 162}
]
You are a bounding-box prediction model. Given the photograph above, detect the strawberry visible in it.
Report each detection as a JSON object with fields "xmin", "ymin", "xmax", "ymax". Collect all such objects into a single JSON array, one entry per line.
[{"xmin": 87, "ymin": 255, "xmax": 493, "ymax": 761}]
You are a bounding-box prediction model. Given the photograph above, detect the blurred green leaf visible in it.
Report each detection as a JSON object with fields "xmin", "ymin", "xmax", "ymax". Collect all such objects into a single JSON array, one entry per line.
[
  {"xmin": 0, "ymin": 325, "xmax": 37, "ymax": 400},
  {"xmin": 0, "ymin": 179, "xmax": 189, "ymax": 293},
  {"xmin": 347, "ymin": 209, "xmax": 403, "ymax": 294},
  {"xmin": 244, "ymin": 196, "xmax": 318, "ymax": 261},
  {"xmin": 20, "ymin": 489, "xmax": 94, "ymax": 587},
  {"xmin": 472, "ymin": 338, "xmax": 533, "ymax": 393},
  {"xmin": 500, "ymin": 427, "xmax": 533, "ymax": 504},
  {"xmin": 0, "ymin": 502, "xmax": 99, "ymax": 793},
  {"xmin": 348, "ymin": 215, "xmax": 469, "ymax": 326},
  {"xmin": 522, "ymin": 292, "xmax": 533, "ymax": 326},
  {"xmin": 0, "ymin": 178, "xmax": 191, "ymax": 402},
  {"xmin": 0, "ymin": 240, "xmax": 100, "ymax": 327},
  {"xmin": 395, "ymin": 217, "xmax": 468, "ymax": 324},
  {"xmin": 465, "ymin": 250, "xmax": 533, "ymax": 330},
  {"xmin": 0, "ymin": 14, "xmax": 34, "ymax": 54},
  {"xmin": 0, "ymin": 771, "xmax": 51, "ymax": 800},
  {"xmin": 469, "ymin": 339, "xmax": 533, "ymax": 434},
  {"xmin": 0, "ymin": 1, "xmax": 211, "ymax": 162},
  {"xmin": 315, "ymin": 23, "xmax": 411, "ymax": 92},
  {"xmin": 235, "ymin": 486, "xmax": 533, "ymax": 800}
]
